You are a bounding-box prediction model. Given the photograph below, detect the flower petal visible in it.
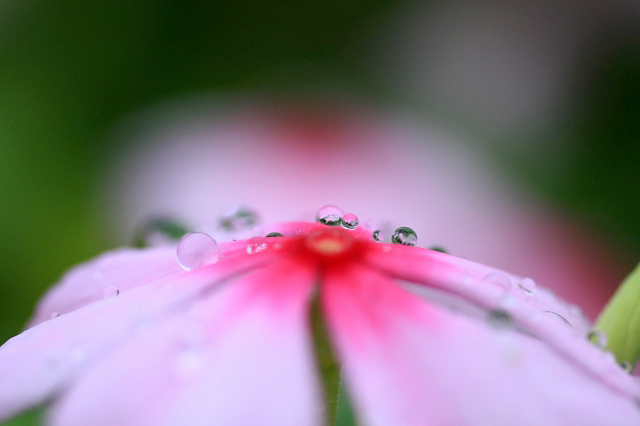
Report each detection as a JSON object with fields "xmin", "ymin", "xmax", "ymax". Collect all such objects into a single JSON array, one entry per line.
[
  {"xmin": 49, "ymin": 259, "xmax": 323, "ymax": 426},
  {"xmin": 322, "ymin": 263, "xmax": 640, "ymax": 426},
  {"xmin": 28, "ymin": 247, "xmax": 183, "ymax": 327},
  {"xmin": 0, "ymin": 251, "xmax": 276, "ymax": 421}
]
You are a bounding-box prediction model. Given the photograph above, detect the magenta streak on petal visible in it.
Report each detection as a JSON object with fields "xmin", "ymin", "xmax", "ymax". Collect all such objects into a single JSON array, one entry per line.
[
  {"xmin": 0, "ymin": 250, "xmax": 278, "ymax": 422},
  {"xmin": 321, "ymin": 262, "xmax": 640, "ymax": 426},
  {"xmin": 363, "ymin": 244, "xmax": 640, "ymax": 400},
  {"xmin": 49, "ymin": 259, "xmax": 322, "ymax": 426}
]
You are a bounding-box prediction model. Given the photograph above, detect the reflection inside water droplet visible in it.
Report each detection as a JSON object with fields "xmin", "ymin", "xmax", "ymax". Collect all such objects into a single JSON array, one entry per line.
[
  {"xmin": 519, "ymin": 277, "xmax": 537, "ymax": 295},
  {"xmin": 341, "ymin": 213, "xmax": 359, "ymax": 230},
  {"xmin": 391, "ymin": 227, "xmax": 417, "ymax": 246},
  {"xmin": 103, "ymin": 286, "xmax": 120, "ymax": 299},
  {"xmin": 266, "ymin": 232, "xmax": 283, "ymax": 237},
  {"xmin": 587, "ymin": 328, "xmax": 608, "ymax": 349},
  {"xmin": 316, "ymin": 205, "xmax": 344, "ymax": 226},
  {"xmin": 373, "ymin": 230, "xmax": 384, "ymax": 242},
  {"xmin": 176, "ymin": 233, "xmax": 219, "ymax": 271},
  {"xmin": 429, "ymin": 246, "xmax": 448, "ymax": 253}
]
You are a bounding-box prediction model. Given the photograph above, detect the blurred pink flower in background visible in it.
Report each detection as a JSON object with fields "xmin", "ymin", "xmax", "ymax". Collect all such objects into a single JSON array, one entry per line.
[
  {"xmin": 103, "ymin": 97, "xmax": 626, "ymax": 320},
  {"xmin": 1, "ymin": 222, "xmax": 638, "ymax": 424}
]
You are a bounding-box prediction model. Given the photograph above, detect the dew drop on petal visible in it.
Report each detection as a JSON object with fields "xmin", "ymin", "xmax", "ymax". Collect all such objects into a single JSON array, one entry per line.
[
  {"xmin": 544, "ymin": 311, "xmax": 574, "ymax": 330},
  {"xmin": 220, "ymin": 207, "xmax": 260, "ymax": 232},
  {"xmin": 341, "ymin": 213, "xmax": 359, "ymax": 230},
  {"xmin": 519, "ymin": 277, "xmax": 537, "ymax": 295},
  {"xmin": 482, "ymin": 272, "xmax": 512, "ymax": 291},
  {"xmin": 373, "ymin": 230, "xmax": 385, "ymax": 242},
  {"xmin": 266, "ymin": 232, "xmax": 283, "ymax": 237},
  {"xmin": 587, "ymin": 328, "xmax": 608, "ymax": 349},
  {"xmin": 316, "ymin": 205, "xmax": 344, "ymax": 226},
  {"xmin": 103, "ymin": 286, "xmax": 120, "ymax": 299},
  {"xmin": 487, "ymin": 309, "xmax": 514, "ymax": 330},
  {"xmin": 391, "ymin": 227, "xmax": 417, "ymax": 246},
  {"xmin": 134, "ymin": 217, "xmax": 190, "ymax": 247},
  {"xmin": 176, "ymin": 232, "xmax": 219, "ymax": 271},
  {"xmin": 620, "ymin": 361, "xmax": 633, "ymax": 373}
]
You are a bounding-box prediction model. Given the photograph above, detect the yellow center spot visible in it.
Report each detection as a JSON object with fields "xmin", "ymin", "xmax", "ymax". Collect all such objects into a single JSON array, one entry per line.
[{"xmin": 306, "ymin": 229, "xmax": 352, "ymax": 256}]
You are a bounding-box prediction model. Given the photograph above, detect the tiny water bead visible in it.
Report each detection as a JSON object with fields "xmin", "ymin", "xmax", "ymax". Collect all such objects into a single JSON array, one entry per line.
[
  {"xmin": 103, "ymin": 286, "xmax": 120, "ymax": 299},
  {"xmin": 373, "ymin": 230, "xmax": 385, "ymax": 242},
  {"xmin": 133, "ymin": 217, "xmax": 189, "ymax": 248},
  {"xmin": 620, "ymin": 361, "xmax": 633, "ymax": 373},
  {"xmin": 316, "ymin": 205, "xmax": 344, "ymax": 226},
  {"xmin": 391, "ymin": 227, "xmax": 417, "ymax": 246},
  {"xmin": 341, "ymin": 213, "xmax": 359, "ymax": 230},
  {"xmin": 587, "ymin": 328, "xmax": 609, "ymax": 349},
  {"xmin": 220, "ymin": 207, "xmax": 260, "ymax": 232},
  {"xmin": 519, "ymin": 277, "xmax": 537, "ymax": 295},
  {"xmin": 176, "ymin": 232, "xmax": 220, "ymax": 271},
  {"xmin": 266, "ymin": 232, "xmax": 284, "ymax": 237}
]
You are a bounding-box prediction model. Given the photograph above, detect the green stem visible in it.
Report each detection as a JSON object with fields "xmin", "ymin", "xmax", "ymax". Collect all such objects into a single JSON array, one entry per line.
[{"xmin": 310, "ymin": 289, "xmax": 341, "ymax": 425}]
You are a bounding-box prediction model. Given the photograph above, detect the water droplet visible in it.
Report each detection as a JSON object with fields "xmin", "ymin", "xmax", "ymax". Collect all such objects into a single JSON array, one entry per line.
[
  {"xmin": 176, "ymin": 233, "xmax": 219, "ymax": 271},
  {"xmin": 341, "ymin": 213, "xmax": 359, "ymax": 230},
  {"xmin": 247, "ymin": 242, "xmax": 268, "ymax": 254},
  {"xmin": 373, "ymin": 230, "xmax": 385, "ymax": 242},
  {"xmin": 220, "ymin": 207, "xmax": 260, "ymax": 232},
  {"xmin": 266, "ymin": 232, "xmax": 283, "ymax": 237},
  {"xmin": 316, "ymin": 205, "xmax": 344, "ymax": 226},
  {"xmin": 620, "ymin": 361, "xmax": 633, "ymax": 373},
  {"xmin": 391, "ymin": 227, "xmax": 417, "ymax": 246},
  {"xmin": 429, "ymin": 246, "xmax": 448, "ymax": 253},
  {"xmin": 103, "ymin": 286, "xmax": 120, "ymax": 299},
  {"xmin": 587, "ymin": 328, "xmax": 608, "ymax": 349},
  {"xmin": 544, "ymin": 311, "xmax": 573, "ymax": 330},
  {"xmin": 487, "ymin": 309, "xmax": 514, "ymax": 329},
  {"xmin": 519, "ymin": 277, "xmax": 537, "ymax": 295},
  {"xmin": 481, "ymin": 272, "xmax": 512, "ymax": 291},
  {"xmin": 134, "ymin": 217, "xmax": 189, "ymax": 247}
]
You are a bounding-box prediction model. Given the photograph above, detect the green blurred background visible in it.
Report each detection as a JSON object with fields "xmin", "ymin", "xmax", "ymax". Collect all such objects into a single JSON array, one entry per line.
[{"xmin": 0, "ymin": 1, "xmax": 639, "ymax": 423}]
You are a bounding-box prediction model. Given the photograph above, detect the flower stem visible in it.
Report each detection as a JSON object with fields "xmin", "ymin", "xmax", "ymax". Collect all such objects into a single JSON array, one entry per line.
[
  {"xmin": 595, "ymin": 262, "xmax": 640, "ymax": 369},
  {"xmin": 310, "ymin": 290, "xmax": 341, "ymax": 425}
]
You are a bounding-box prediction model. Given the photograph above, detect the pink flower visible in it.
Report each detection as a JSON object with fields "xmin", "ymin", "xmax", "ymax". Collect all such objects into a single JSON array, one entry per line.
[
  {"xmin": 1, "ymin": 220, "xmax": 639, "ymax": 425},
  {"xmin": 104, "ymin": 100, "xmax": 627, "ymax": 320}
]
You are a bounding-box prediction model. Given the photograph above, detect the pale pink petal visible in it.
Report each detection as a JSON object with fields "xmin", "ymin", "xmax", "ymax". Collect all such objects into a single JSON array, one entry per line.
[
  {"xmin": 0, "ymin": 251, "xmax": 277, "ymax": 421},
  {"xmin": 322, "ymin": 263, "xmax": 640, "ymax": 426},
  {"xmin": 29, "ymin": 246, "xmax": 183, "ymax": 326},
  {"xmin": 50, "ymin": 260, "xmax": 322, "ymax": 426}
]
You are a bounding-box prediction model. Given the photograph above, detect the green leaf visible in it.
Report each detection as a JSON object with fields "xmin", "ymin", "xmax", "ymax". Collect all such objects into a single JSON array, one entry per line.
[{"xmin": 595, "ymin": 262, "xmax": 640, "ymax": 368}]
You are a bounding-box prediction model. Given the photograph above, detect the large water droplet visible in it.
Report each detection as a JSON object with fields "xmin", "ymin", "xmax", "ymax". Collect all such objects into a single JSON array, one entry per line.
[
  {"xmin": 391, "ymin": 227, "xmax": 417, "ymax": 246},
  {"xmin": 373, "ymin": 230, "xmax": 385, "ymax": 242},
  {"xmin": 519, "ymin": 277, "xmax": 537, "ymax": 295},
  {"xmin": 316, "ymin": 205, "xmax": 344, "ymax": 226},
  {"xmin": 487, "ymin": 309, "xmax": 514, "ymax": 330},
  {"xmin": 587, "ymin": 328, "xmax": 608, "ymax": 349},
  {"xmin": 266, "ymin": 232, "xmax": 283, "ymax": 237},
  {"xmin": 134, "ymin": 217, "xmax": 189, "ymax": 248},
  {"xmin": 103, "ymin": 286, "xmax": 120, "ymax": 299},
  {"xmin": 341, "ymin": 213, "xmax": 359, "ymax": 230},
  {"xmin": 176, "ymin": 233, "xmax": 219, "ymax": 271},
  {"xmin": 220, "ymin": 207, "xmax": 260, "ymax": 232}
]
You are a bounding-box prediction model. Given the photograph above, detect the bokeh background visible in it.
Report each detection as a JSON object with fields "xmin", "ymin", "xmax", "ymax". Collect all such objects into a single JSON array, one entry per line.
[{"xmin": 1, "ymin": 1, "xmax": 639, "ymax": 423}]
